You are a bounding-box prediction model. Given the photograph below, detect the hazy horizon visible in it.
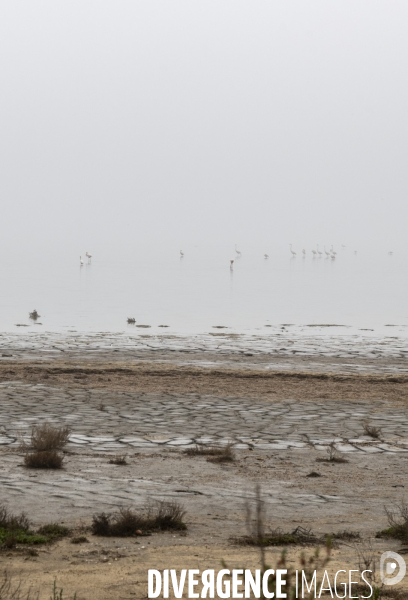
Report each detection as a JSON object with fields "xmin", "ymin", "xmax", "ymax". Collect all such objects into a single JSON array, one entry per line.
[{"xmin": 1, "ymin": 1, "xmax": 407, "ymax": 253}]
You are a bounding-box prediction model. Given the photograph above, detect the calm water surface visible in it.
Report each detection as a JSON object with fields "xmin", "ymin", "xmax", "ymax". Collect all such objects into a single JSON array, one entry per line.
[{"xmin": 2, "ymin": 245, "xmax": 407, "ymax": 338}]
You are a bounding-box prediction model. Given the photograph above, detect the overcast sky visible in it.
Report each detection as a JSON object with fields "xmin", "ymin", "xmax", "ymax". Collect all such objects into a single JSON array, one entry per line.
[{"xmin": 1, "ymin": 1, "xmax": 407, "ymax": 252}]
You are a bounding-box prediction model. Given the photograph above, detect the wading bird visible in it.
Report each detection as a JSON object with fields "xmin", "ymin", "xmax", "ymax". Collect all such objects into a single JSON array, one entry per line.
[
  {"xmin": 180, "ymin": 250, "xmax": 184, "ymax": 257},
  {"xmin": 317, "ymin": 245, "xmax": 323, "ymax": 256},
  {"xmin": 86, "ymin": 251, "xmax": 92, "ymax": 263},
  {"xmin": 264, "ymin": 254, "xmax": 269, "ymax": 259},
  {"xmin": 302, "ymin": 249, "xmax": 306, "ymax": 256},
  {"xmin": 230, "ymin": 259, "xmax": 234, "ymax": 268},
  {"xmin": 80, "ymin": 256, "xmax": 84, "ymax": 266},
  {"xmin": 289, "ymin": 244, "xmax": 296, "ymax": 256},
  {"xmin": 235, "ymin": 245, "xmax": 242, "ymax": 256}
]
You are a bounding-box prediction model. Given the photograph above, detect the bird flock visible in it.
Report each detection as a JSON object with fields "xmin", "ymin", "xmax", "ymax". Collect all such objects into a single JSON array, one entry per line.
[{"xmin": 82, "ymin": 245, "xmax": 394, "ymax": 268}]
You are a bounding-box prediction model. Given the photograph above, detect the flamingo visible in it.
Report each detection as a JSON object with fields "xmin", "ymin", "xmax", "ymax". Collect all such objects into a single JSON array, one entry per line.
[
  {"xmin": 330, "ymin": 245, "xmax": 337, "ymax": 255},
  {"xmin": 324, "ymin": 246, "xmax": 331, "ymax": 257},
  {"xmin": 388, "ymin": 251, "xmax": 393, "ymax": 255},
  {"xmin": 330, "ymin": 253, "xmax": 336, "ymax": 259},
  {"xmin": 316, "ymin": 245, "xmax": 323, "ymax": 256},
  {"xmin": 180, "ymin": 250, "xmax": 184, "ymax": 257},
  {"xmin": 289, "ymin": 244, "xmax": 296, "ymax": 257},
  {"xmin": 79, "ymin": 256, "xmax": 84, "ymax": 266},
  {"xmin": 311, "ymin": 249, "xmax": 317, "ymax": 256},
  {"xmin": 264, "ymin": 254, "xmax": 269, "ymax": 259},
  {"xmin": 302, "ymin": 249, "xmax": 306, "ymax": 256},
  {"xmin": 86, "ymin": 251, "xmax": 92, "ymax": 263},
  {"xmin": 230, "ymin": 259, "xmax": 234, "ymax": 268},
  {"xmin": 235, "ymin": 245, "xmax": 242, "ymax": 256}
]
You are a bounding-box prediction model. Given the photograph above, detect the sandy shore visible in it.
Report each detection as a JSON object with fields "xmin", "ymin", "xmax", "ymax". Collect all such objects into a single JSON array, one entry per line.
[{"xmin": 0, "ymin": 337, "xmax": 407, "ymax": 598}]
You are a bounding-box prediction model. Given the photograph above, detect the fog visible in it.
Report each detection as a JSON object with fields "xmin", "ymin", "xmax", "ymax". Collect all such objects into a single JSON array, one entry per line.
[{"xmin": 1, "ymin": 1, "xmax": 407, "ymax": 253}]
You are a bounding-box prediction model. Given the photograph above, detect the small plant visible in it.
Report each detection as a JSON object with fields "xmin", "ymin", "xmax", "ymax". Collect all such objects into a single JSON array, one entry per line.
[
  {"xmin": 37, "ymin": 524, "xmax": 70, "ymax": 541},
  {"xmin": 316, "ymin": 442, "xmax": 349, "ymax": 463},
  {"xmin": 29, "ymin": 310, "xmax": 40, "ymax": 320},
  {"xmin": 71, "ymin": 536, "xmax": 88, "ymax": 544},
  {"xmin": 22, "ymin": 423, "xmax": 71, "ymax": 452},
  {"xmin": 377, "ymin": 500, "xmax": 408, "ymax": 541},
  {"xmin": 24, "ymin": 450, "xmax": 63, "ymax": 469},
  {"xmin": 184, "ymin": 442, "xmax": 235, "ymax": 463},
  {"xmin": 306, "ymin": 471, "xmax": 321, "ymax": 477},
  {"xmin": 127, "ymin": 318, "xmax": 136, "ymax": 324},
  {"xmin": 109, "ymin": 455, "xmax": 128, "ymax": 466},
  {"xmin": 332, "ymin": 530, "xmax": 361, "ymax": 540},
  {"xmin": 49, "ymin": 580, "xmax": 77, "ymax": 600},
  {"xmin": 0, "ymin": 505, "xmax": 47, "ymax": 547},
  {"xmin": 97, "ymin": 402, "xmax": 106, "ymax": 411},
  {"xmin": 92, "ymin": 500, "xmax": 186, "ymax": 536},
  {"xmin": 363, "ymin": 421, "xmax": 382, "ymax": 439},
  {"xmin": 225, "ymin": 485, "xmax": 332, "ymax": 598}
]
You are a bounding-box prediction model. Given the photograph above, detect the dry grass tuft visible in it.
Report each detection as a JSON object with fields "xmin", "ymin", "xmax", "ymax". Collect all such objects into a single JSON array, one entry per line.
[
  {"xmin": 0, "ymin": 506, "xmax": 30, "ymax": 533},
  {"xmin": 24, "ymin": 451, "xmax": 63, "ymax": 469},
  {"xmin": 363, "ymin": 421, "xmax": 382, "ymax": 439},
  {"xmin": 29, "ymin": 310, "xmax": 40, "ymax": 321},
  {"xmin": 36, "ymin": 524, "xmax": 69, "ymax": 540},
  {"xmin": 234, "ymin": 525, "xmax": 320, "ymax": 547},
  {"xmin": 377, "ymin": 501, "xmax": 408, "ymax": 542},
  {"xmin": 109, "ymin": 455, "xmax": 128, "ymax": 466},
  {"xmin": 332, "ymin": 530, "xmax": 361, "ymax": 540},
  {"xmin": 71, "ymin": 536, "xmax": 89, "ymax": 544},
  {"xmin": 92, "ymin": 500, "xmax": 186, "ymax": 537},
  {"xmin": 21, "ymin": 423, "xmax": 70, "ymax": 452},
  {"xmin": 184, "ymin": 442, "xmax": 235, "ymax": 463},
  {"xmin": 316, "ymin": 442, "xmax": 349, "ymax": 463}
]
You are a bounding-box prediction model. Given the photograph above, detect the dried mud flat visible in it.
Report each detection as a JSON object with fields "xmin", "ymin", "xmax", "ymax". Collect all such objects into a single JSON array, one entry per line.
[{"xmin": 0, "ymin": 335, "xmax": 408, "ymax": 598}]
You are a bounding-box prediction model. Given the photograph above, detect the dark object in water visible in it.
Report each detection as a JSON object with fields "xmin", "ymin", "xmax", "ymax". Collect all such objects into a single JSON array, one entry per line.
[
  {"xmin": 127, "ymin": 318, "xmax": 136, "ymax": 324},
  {"xmin": 29, "ymin": 310, "xmax": 40, "ymax": 320}
]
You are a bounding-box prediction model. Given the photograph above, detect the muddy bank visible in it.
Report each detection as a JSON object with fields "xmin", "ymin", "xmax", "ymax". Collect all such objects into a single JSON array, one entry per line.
[{"xmin": 1, "ymin": 360, "xmax": 408, "ymax": 402}]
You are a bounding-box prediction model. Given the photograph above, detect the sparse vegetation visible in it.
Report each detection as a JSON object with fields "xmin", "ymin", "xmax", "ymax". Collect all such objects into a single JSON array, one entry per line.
[
  {"xmin": 37, "ymin": 524, "xmax": 70, "ymax": 541},
  {"xmin": 127, "ymin": 318, "xmax": 136, "ymax": 324},
  {"xmin": 184, "ymin": 442, "xmax": 235, "ymax": 463},
  {"xmin": 306, "ymin": 471, "xmax": 321, "ymax": 477},
  {"xmin": 29, "ymin": 310, "xmax": 40, "ymax": 321},
  {"xmin": 363, "ymin": 421, "xmax": 382, "ymax": 439},
  {"xmin": 71, "ymin": 536, "xmax": 88, "ymax": 544},
  {"xmin": 21, "ymin": 423, "xmax": 69, "ymax": 469},
  {"xmin": 376, "ymin": 500, "xmax": 408, "ymax": 541},
  {"xmin": 332, "ymin": 530, "xmax": 361, "ymax": 540},
  {"xmin": 24, "ymin": 450, "xmax": 63, "ymax": 469},
  {"xmin": 92, "ymin": 500, "xmax": 186, "ymax": 536},
  {"xmin": 232, "ymin": 487, "xmax": 321, "ymax": 547},
  {"xmin": 234, "ymin": 525, "xmax": 320, "ymax": 547},
  {"xmin": 0, "ymin": 505, "xmax": 68, "ymax": 547},
  {"xmin": 316, "ymin": 442, "xmax": 349, "ymax": 463},
  {"xmin": 226, "ymin": 485, "xmax": 332, "ymax": 598},
  {"xmin": 22, "ymin": 423, "xmax": 71, "ymax": 452},
  {"xmin": 49, "ymin": 580, "xmax": 77, "ymax": 600},
  {"xmin": 109, "ymin": 455, "xmax": 128, "ymax": 465}
]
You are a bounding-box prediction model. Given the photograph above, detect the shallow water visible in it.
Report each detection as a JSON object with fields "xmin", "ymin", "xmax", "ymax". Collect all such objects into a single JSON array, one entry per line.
[{"xmin": 2, "ymin": 244, "xmax": 407, "ymax": 338}]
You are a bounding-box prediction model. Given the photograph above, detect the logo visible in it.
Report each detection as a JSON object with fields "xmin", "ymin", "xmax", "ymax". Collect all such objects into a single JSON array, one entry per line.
[{"xmin": 380, "ymin": 551, "xmax": 406, "ymax": 586}]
